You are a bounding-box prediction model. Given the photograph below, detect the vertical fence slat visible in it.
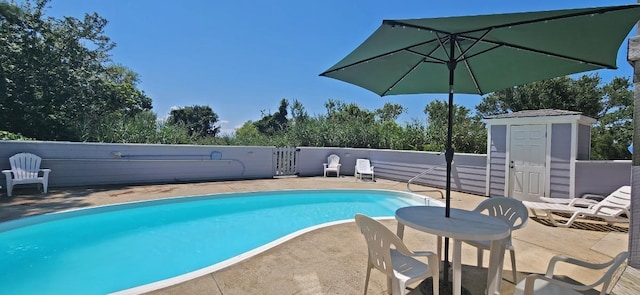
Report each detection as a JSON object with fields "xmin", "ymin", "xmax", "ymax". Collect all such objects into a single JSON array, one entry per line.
[{"xmin": 274, "ymin": 147, "xmax": 298, "ymax": 176}]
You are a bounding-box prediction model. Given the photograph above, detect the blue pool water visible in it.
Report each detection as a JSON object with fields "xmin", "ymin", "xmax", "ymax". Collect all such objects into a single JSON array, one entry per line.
[{"xmin": 0, "ymin": 189, "xmax": 435, "ymax": 294}]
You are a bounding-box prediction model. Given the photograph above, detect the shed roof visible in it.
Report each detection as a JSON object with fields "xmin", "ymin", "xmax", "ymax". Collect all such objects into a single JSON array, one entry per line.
[{"xmin": 484, "ymin": 109, "xmax": 582, "ymax": 119}]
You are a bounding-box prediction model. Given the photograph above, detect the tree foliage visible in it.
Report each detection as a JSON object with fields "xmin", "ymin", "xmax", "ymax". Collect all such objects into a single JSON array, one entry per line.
[
  {"xmin": 0, "ymin": 0, "xmax": 151, "ymax": 141},
  {"xmin": 167, "ymin": 105, "xmax": 221, "ymax": 137},
  {"xmin": 423, "ymin": 100, "xmax": 487, "ymax": 154}
]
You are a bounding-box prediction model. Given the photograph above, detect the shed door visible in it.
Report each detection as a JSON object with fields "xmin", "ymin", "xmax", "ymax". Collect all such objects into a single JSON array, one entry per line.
[{"xmin": 509, "ymin": 125, "xmax": 547, "ymax": 202}]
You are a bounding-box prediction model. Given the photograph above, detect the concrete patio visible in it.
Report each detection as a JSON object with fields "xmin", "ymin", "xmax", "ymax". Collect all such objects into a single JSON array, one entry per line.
[{"xmin": 0, "ymin": 176, "xmax": 630, "ymax": 295}]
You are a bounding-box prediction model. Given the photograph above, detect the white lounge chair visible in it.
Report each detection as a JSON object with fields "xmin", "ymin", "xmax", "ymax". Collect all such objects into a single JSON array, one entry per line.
[
  {"xmin": 523, "ymin": 186, "xmax": 630, "ymax": 228},
  {"xmin": 3, "ymin": 152, "xmax": 51, "ymax": 197},
  {"xmin": 514, "ymin": 251, "xmax": 628, "ymax": 295},
  {"xmin": 462, "ymin": 197, "xmax": 528, "ymax": 282},
  {"xmin": 538, "ymin": 190, "xmax": 611, "ymax": 207},
  {"xmin": 323, "ymin": 154, "xmax": 341, "ymax": 177},
  {"xmin": 355, "ymin": 159, "xmax": 374, "ymax": 181},
  {"xmin": 355, "ymin": 214, "xmax": 439, "ymax": 295}
]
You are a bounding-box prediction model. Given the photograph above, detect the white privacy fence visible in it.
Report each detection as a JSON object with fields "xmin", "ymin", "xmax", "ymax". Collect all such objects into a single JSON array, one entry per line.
[{"xmin": 0, "ymin": 141, "xmax": 630, "ymax": 197}]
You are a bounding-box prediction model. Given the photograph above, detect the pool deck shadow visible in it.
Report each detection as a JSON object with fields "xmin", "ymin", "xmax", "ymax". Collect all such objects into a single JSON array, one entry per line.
[{"xmin": 0, "ymin": 177, "xmax": 630, "ymax": 295}]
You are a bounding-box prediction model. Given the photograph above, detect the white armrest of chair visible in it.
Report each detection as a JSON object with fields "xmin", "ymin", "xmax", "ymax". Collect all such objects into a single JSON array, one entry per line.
[
  {"xmin": 323, "ymin": 163, "xmax": 328, "ymax": 168},
  {"xmin": 336, "ymin": 164, "xmax": 342, "ymax": 168},
  {"xmin": 41, "ymin": 169, "xmax": 51, "ymax": 176},
  {"xmin": 519, "ymin": 253, "xmax": 628, "ymax": 295},
  {"xmin": 581, "ymin": 193, "xmax": 605, "ymax": 202},
  {"xmin": 568, "ymin": 198, "xmax": 599, "ymax": 208},
  {"xmin": 411, "ymin": 250, "xmax": 437, "ymax": 257},
  {"xmin": 543, "ymin": 255, "xmax": 620, "ymax": 289}
]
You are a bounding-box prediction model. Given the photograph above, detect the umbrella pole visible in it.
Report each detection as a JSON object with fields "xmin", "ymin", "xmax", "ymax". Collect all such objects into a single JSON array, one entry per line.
[{"xmin": 442, "ymin": 34, "xmax": 457, "ymax": 287}]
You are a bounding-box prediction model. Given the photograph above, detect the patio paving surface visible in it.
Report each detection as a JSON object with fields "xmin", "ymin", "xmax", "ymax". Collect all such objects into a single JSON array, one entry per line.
[{"xmin": 0, "ymin": 176, "xmax": 630, "ymax": 295}]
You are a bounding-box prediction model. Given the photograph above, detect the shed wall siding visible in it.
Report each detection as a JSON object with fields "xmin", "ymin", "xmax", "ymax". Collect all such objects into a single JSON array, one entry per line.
[
  {"xmin": 550, "ymin": 124, "xmax": 571, "ymax": 198},
  {"xmin": 577, "ymin": 124, "xmax": 591, "ymax": 160},
  {"xmin": 489, "ymin": 125, "xmax": 507, "ymax": 196}
]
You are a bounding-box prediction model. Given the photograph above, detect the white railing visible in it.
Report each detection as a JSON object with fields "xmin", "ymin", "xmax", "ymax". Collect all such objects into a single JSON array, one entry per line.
[{"xmin": 407, "ymin": 165, "xmax": 445, "ymax": 199}]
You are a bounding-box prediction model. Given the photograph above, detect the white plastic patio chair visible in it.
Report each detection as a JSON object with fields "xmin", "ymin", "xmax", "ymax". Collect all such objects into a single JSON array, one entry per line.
[
  {"xmin": 355, "ymin": 159, "xmax": 374, "ymax": 181},
  {"xmin": 3, "ymin": 152, "xmax": 51, "ymax": 197},
  {"xmin": 355, "ymin": 214, "xmax": 439, "ymax": 295},
  {"xmin": 523, "ymin": 186, "xmax": 630, "ymax": 228},
  {"xmin": 323, "ymin": 154, "xmax": 341, "ymax": 177},
  {"xmin": 514, "ymin": 251, "xmax": 629, "ymax": 295},
  {"xmin": 462, "ymin": 197, "xmax": 528, "ymax": 282}
]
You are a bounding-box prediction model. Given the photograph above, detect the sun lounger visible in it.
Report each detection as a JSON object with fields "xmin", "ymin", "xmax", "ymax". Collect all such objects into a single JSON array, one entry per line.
[{"xmin": 523, "ymin": 186, "xmax": 630, "ymax": 228}]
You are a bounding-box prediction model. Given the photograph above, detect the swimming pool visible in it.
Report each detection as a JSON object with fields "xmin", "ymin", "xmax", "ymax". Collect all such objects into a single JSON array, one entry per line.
[{"xmin": 0, "ymin": 189, "xmax": 441, "ymax": 294}]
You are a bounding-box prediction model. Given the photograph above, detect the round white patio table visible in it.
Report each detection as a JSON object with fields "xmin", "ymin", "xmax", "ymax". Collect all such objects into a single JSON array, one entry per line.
[{"xmin": 395, "ymin": 206, "xmax": 510, "ymax": 295}]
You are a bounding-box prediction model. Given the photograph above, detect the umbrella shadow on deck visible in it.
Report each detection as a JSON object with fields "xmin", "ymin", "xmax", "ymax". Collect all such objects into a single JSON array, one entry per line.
[{"xmin": 406, "ymin": 264, "xmax": 516, "ymax": 295}]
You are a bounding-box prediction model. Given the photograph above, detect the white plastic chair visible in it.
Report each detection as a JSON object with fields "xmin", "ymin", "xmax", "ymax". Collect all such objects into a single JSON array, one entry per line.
[
  {"xmin": 355, "ymin": 159, "xmax": 374, "ymax": 181},
  {"xmin": 3, "ymin": 152, "xmax": 51, "ymax": 197},
  {"xmin": 323, "ymin": 154, "xmax": 341, "ymax": 177},
  {"xmin": 462, "ymin": 197, "xmax": 528, "ymax": 282},
  {"xmin": 355, "ymin": 214, "xmax": 439, "ymax": 295},
  {"xmin": 514, "ymin": 251, "xmax": 629, "ymax": 295},
  {"xmin": 523, "ymin": 186, "xmax": 630, "ymax": 228}
]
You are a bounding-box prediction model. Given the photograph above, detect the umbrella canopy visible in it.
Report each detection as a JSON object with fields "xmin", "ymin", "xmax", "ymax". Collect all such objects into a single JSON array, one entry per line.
[
  {"xmin": 321, "ymin": 5, "xmax": 640, "ymax": 96},
  {"xmin": 320, "ymin": 4, "xmax": 640, "ymax": 289}
]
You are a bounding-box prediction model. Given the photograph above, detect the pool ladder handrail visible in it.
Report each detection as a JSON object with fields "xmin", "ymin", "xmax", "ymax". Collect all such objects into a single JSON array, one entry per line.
[{"xmin": 407, "ymin": 165, "xmax": 445, "ymax": 199}]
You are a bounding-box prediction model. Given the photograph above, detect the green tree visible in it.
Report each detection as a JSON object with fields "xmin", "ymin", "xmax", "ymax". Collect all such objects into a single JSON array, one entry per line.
[
  {"xmin": 0, "ymin": 0, "xmax": 152, "ymax": 141},
  {"xmin": 424, "ymin": 100, "xmax": 487, "ymax": 154},
  {"xmin": 375, "ymin": 102, "xmax": 406, "ymax": 122},
  {"xmin": 167, "ymin": 105, "xmax": 221, "ymax": 137},
  {"xmin": 254, "ymin": 98, "xmax": 289, "ymax": 136},
  {"xmin": 590, "ymin": 77, "xmax": 633, "ymax": 159}
]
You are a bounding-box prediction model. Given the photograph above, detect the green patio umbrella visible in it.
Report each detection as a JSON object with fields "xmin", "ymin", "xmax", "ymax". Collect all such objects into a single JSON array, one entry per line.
[{"xmin": 320, "ymin": 4, "xmax": 640, "ymax": 291}]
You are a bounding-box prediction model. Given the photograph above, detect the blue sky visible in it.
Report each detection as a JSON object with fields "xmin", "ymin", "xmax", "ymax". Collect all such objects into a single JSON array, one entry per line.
[{"xmin": 46, "ymin": 0, "xmax": 638, "ymax": 134}]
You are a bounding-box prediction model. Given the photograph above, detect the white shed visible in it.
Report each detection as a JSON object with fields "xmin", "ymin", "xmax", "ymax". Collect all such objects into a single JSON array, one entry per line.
[{"xmin": 484, "ymin": 109, "xmax": 596, "ymax": 201}]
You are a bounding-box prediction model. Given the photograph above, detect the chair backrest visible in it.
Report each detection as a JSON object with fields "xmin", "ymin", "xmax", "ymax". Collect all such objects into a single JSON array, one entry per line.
[
  {"xmin": 327, "ymin": 154, "xmax": 340, "ymax": 168},
  {"xmin": 474, "ymin": 197, "xmax": 528, "ymax": 231},
  {"xmin": 356, "ymin": 159, "xmax": 372, "ymax": 172},
  {"xmin": 354, "ymin": 214, "xmax": 412, "ymax": 278},
  {"xmin": 8, "ymin": 152, "xmax": 42, "ymax": 180},
  {"xmin": 594, "ymin": 186, "xmax": 631, "ymax": 216}
]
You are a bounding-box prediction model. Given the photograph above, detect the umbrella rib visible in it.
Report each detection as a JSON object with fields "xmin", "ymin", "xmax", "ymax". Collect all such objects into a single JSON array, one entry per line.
[
  {"xmin": 458, "ymin": 5, "xmax": 639, "ymax": 36},
  {"xmin": 435, "ymin": 32, "xmax": 452, "ymax": 61},
  {"xmin": 384, "ymin": 20, "xmax": 453, "ymax": 38},
  {"xmin": 319, "ymin": 38, "xmax": 441, "ymax": 75},
  {"xmin": 386, "ymin": 5, "xmax": 637, "ymax": 39},
  {"xmin": 381, "ymin": 59, "xmax": 424, "ymax": 96},
  {"xmin": 459, "ymin": 34, "xmax": 615, "ymax": 68},
  {"xmin": 406, "ymin": 48, "xmax": 447, "ymax": 64},
  {"xmin": 455, "ymin": 42, "xmax": 483, "ymax": 94},
  {"xmin": 454, "ymin": 29, "xmax": 493, "ymax": 62}
]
